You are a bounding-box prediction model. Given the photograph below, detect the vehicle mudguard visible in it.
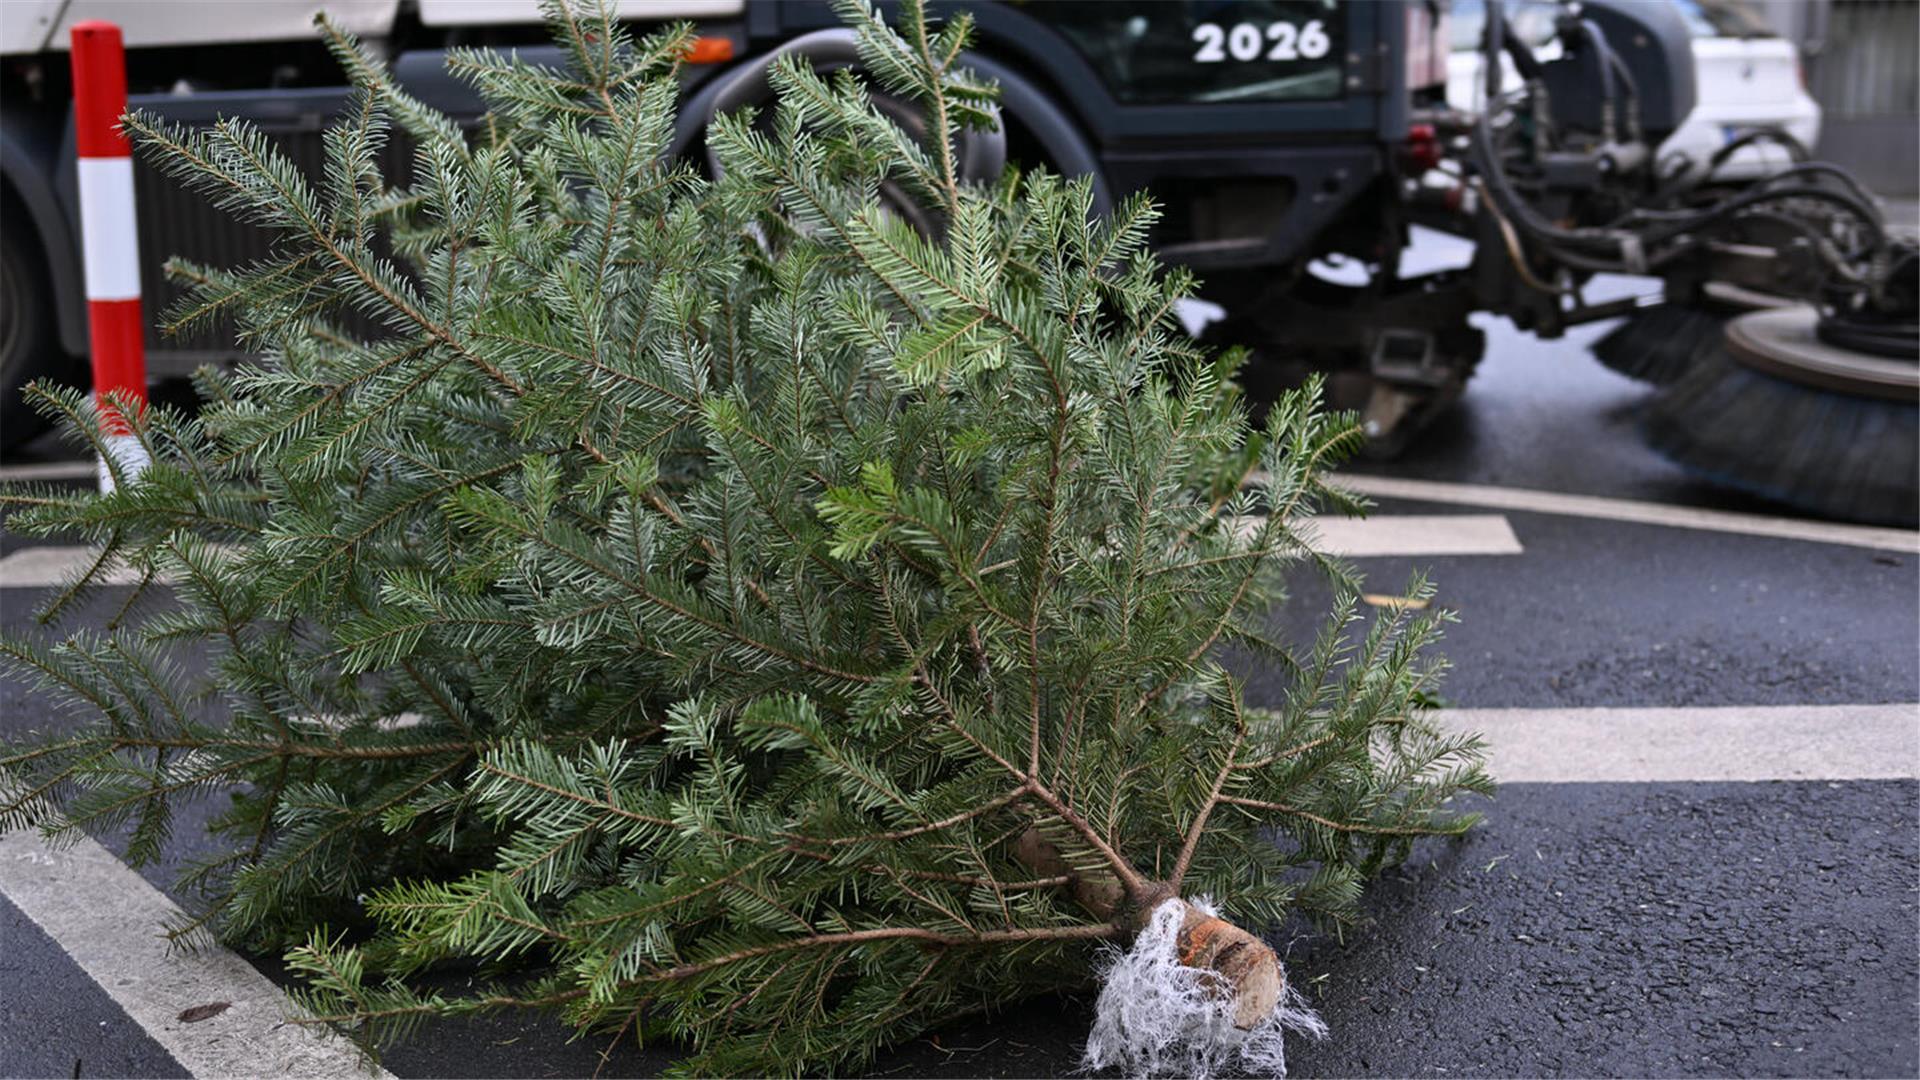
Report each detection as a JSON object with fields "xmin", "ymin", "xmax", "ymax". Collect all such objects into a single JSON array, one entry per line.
[
  {"xmin": 0, "ymin": 107, "xmax": 86, "ymax": 358},
  {"xmin": 680, "ymin": 28, "xmax": 1003, "ymax": 186},
  {"xmin": 669, "ymin": 29, "xmax": 1108, "ymax": 215},
  {"xmin": 1579, "ymin": 0, "xmax": 1697, "ymax": 141},
  {"xmin": 958, "ymin": 50, "xmax": 1111, "ymax": 217}
]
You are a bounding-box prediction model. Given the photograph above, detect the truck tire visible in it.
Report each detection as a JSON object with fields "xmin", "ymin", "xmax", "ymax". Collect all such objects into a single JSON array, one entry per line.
[{"xmin": 1, "ymin": 200, "xmax": 60, "ymax": 451}]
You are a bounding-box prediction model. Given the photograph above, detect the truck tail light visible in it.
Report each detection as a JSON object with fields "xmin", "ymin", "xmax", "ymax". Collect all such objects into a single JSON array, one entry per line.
[
  {"xmin": 684, "ymin": 36, "xmax": 735, "ymax": 64},
  {"xmin": 1405, "ymin": 123, "xmax": 1443, "ymax": 173}
]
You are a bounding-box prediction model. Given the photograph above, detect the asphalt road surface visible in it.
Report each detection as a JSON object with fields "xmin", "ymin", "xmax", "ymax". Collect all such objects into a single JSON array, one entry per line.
[{"xmin": 3, "ymin": 256, "xmax": 1916, "ymax": 1078}]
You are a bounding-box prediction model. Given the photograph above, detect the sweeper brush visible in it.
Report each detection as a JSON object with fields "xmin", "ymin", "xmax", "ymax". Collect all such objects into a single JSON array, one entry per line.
[
  {"xmin": 1407, "ymin": 0, "xmax": 1920, "ymax": 523},
  {"xmin": 1647, "ymin": 306, "xmax": 1919, "ymax": 527},
  {"xmin": 1593, "ymin": 303, "xmax": 1733, "ymax": 386},
  {"xmin": 1592, "ymin": 286, "xmax": 1789, "ymax": 386}
]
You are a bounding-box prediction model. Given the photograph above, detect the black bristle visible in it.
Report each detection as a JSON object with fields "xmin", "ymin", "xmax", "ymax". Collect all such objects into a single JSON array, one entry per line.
[
  {"xmin": 1592, "ymin": 304, "xmax": 1732, "ymax": 385},
  {"xmin": 1646, "ymin": 343, "xmax": 1919, "ymax": 527}
]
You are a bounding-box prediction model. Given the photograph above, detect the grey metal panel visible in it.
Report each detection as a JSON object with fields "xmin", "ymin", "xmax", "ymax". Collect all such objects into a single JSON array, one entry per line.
[
  {"xmin": 1100, "ymin": 144, "xmax": 1378, "ymax": 268},
  {"xmin": 1808, "ymin": 0, "xmax": 1918, "ymax": 118},
  {"xmin": 1804, "ymin": 1, "xmax": 1918, "ymax": 196},
  {"xmin": 119, "ymin": 88, "xmax": 417, "ymax": 355}
]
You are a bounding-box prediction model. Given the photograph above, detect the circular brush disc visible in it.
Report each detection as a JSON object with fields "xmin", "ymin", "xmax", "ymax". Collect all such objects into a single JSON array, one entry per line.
[{"xmin": 1646, "ymin": 307, "xmax": 1918, "ymax": 527}]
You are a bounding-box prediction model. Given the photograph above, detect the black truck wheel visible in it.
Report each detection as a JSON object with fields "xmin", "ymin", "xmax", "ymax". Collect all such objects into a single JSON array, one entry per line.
[{"xmin": 1, "ymin": 201, "xmax": 60, "ymax": 451}]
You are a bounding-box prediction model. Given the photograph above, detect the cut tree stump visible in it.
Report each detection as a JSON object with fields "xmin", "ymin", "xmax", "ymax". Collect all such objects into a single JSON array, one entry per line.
[{"xmin": 1013, "ymin": 827, "xmax": 1282, "ymax": 1029}]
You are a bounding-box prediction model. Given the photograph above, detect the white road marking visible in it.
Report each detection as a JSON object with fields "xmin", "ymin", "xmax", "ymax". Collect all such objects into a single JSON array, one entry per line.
[
  {"xmin": 1442, "ymin": 703, "xmax": 1920, "ymax": 783},
  {"xmin": 0, "ymin": 460, "xmax": 99, "ymax": 483},
  {"xmin": 0, "ymin": 699, "xmax": 1907, "ymax": 1077},
  {"xmin": 0, "ymin": 545, "xmax": 152, "ymax": 587},
  {"xmin": 0, "ymin": 514, "xmax": 1525, "ymax": 590},
  {"xmin": 1325, "ymin": 474, "xmax": 1920, "ymax": 553},
  {"xmin": 0, "ymin": 828, "xmax": 393, "ymax": 1080},
  {"xmin": 1308, "ymin": 514, "xmax": 1522, "ymax": 558}
]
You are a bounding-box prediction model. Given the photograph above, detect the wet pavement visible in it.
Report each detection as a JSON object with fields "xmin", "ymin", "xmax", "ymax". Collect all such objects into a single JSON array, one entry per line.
[{"xmin": 4, "ymin": 234, "xmax": 1917, "ymax": 1078}]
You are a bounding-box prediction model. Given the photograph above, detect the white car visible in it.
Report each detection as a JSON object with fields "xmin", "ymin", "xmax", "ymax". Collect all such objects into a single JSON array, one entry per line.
[{"xmin": 1446, "ymin": 0, "xmax": 1821, "ymax": 180}]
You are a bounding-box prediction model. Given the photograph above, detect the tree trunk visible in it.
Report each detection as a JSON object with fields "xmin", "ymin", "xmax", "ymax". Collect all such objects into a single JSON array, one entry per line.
[{"xmin": 1012, "ymin": 828, "xmax": 1282, "ymax": 1029}]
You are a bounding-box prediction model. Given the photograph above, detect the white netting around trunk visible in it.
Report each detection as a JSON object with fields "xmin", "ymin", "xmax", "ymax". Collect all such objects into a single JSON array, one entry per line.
[{"xmin": 1083, "ymin": 898, "xmax": 1326, "ymax": 1079}]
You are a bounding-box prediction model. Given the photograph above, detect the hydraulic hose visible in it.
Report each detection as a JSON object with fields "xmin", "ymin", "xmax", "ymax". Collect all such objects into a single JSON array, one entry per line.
[
  {"xmin": 1709, "ymin": 127, "xmax": 1810, "ymax": 170},
  {"xmin": 1470, "ymin": 105, "xmax": 1632, "ymax": 258},
  {"xmin": 1466, "ymin": 6, "xmax": 1897, "ymax": 291},
  {"xmin": 1637, "ymin": 184, "xmax": 1888, "ymax": 249},
  {"xmin": 1474, "ymin": 97, "xmax": 1891, "ymax": 279},
  {"xmin": 1602, "ymin": 41, "xmax": 1642, "ymax": 143},
  {"xmin": 1752, "ymin": 163, "xmax": 1885, "ymax": 225},
  {"xmin": 1481, "ymin": 1, "xmax": 1545, "ymax": 102},
  {"xmin": 1655, "ymin": 128, "xmax": 1809, "ymax": 200},
  {"xmin": 1570, "ymin": 19, "xmax": 1620, "ymax": 142},
  {"xmin": 1482, "ymin": 0, "xmax": 1507, "ymax": 102}
]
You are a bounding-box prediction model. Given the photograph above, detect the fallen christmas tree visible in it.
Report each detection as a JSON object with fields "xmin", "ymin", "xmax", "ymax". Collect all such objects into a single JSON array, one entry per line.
[{"xmin": 0, "ymin": 1, "xmax": 1488, "ymax": 1074}]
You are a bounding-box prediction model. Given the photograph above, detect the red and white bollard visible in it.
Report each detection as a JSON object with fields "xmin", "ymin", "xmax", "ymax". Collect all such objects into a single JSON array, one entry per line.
[{"xmin": 69, "ymin": 20, "xmax": 148, "ymax": 493}]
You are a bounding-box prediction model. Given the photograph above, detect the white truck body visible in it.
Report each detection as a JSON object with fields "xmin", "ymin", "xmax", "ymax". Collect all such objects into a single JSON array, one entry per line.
[{"xmin": 1, "ymin": 1, "xmax": 740, "ymax": 54}]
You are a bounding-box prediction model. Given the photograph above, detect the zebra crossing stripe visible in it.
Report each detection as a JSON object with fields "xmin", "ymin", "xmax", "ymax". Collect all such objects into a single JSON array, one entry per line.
[
  {"xmin": 0, "ymin": 515, "xmax": 1527, "ymax": 591},
  {"xmin": 0, "ymin": 826, "xmax": 394, "ymax": 1079},
  {"xmin": 1442, "ymin": 704, "xmax": 1920, "ymax": 783}
]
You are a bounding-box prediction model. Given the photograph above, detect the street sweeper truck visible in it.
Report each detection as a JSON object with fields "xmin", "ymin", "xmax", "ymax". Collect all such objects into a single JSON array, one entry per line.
[{"xmin": 2, "ymin": 0, "xmax": 1912, "ymax": 523}]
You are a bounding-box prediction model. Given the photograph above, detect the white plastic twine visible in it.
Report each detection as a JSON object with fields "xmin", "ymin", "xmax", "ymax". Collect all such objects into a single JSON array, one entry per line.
[{"xmin": 1083, "ymin": 898, "xmax": 1326, "ymax": 1079}]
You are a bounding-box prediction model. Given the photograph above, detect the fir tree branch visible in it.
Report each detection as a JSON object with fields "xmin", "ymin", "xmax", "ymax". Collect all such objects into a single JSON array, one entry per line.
[
  {"xmin": 1232, "ymin": 729, "xmax": 1341, "ymax": 772},
  {"xmin": 650, "ymin": 922, "xmax": 1120, "ymax": 985},
  {"xmin": 0, "ymin": 3, "xmax": 1487, "ymax": 1066},
  {"xmin": 904, "ymin": 8, "xmax": 962, "ymax": 218},
  {"xmin": 794, "ymin": 784, "xmax": 1029, "ymax": 846},
  {"xmin": 508, "ymin": 517, "xmax": 884, "ymax": 686},
  {"xmin": 124, "ymin": 113, "xmax": 525, "ymax": 396},
  {"xmin": 1218, "ymin": 795, "xmax": 1470, "ymax": 837},
  {"xmin": 1168, "ymin": 697, "xmax": 1247, "ymax": 891},
  {"xmin": 58, "ymin": 734, "xmax": 479, "ymax": 760},
  {"xmin": 475, "ymin": 758, "xmax": 674, "ymax": 828}
]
